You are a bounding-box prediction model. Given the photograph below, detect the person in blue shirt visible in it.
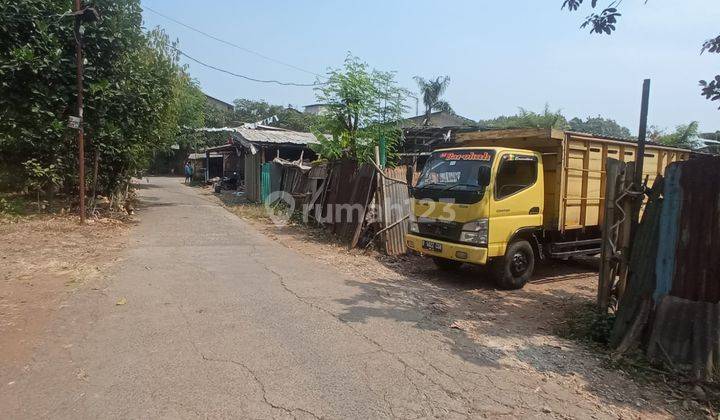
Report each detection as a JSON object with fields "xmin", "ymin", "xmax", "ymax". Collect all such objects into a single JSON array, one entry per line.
[{"xmin": 184, "ymin": 162, "xmax": 193, "ymax": 184}]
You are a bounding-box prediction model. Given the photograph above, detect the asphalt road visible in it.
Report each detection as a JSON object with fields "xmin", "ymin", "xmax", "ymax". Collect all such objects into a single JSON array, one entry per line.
[{"xmin": 2, "ymin": 177, "xmax": 608, "ymax": 419}]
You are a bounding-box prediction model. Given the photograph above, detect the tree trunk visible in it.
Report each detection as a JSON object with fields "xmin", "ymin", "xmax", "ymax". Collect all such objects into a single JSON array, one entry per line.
[{"xmin": 90, "ymin": 149, "xmax": 100, "ymax": 213}]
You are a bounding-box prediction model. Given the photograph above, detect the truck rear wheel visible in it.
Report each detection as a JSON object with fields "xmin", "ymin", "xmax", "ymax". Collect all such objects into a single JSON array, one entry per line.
[
  {"xmin": 493, "ymin": 240, "xmax": 535, "ymax": 290},
  {"xmin": 432, "ymin": 257, "xmax": 463, "ymax": 271}
]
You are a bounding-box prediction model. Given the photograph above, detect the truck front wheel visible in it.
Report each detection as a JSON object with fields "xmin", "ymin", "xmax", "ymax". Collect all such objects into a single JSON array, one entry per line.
[{"xmin": 493, "ymin": 240, "xmax": 535, "ymax": 290}]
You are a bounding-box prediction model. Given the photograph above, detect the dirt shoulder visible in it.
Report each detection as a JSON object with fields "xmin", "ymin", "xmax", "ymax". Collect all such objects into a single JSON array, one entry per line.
[
  {"xmin": 0, "ymin": 215, "xmax": 131, "ymax": 371},
  {"xmin": 208, "ymin": 188, "xmax": 708, "ymax": 418}
]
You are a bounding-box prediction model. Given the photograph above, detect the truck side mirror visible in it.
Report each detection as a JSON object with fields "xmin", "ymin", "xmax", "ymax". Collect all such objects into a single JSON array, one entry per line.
[{"xmin": 478, "ymin": 166, "xmax": 491, "ymax": 186}]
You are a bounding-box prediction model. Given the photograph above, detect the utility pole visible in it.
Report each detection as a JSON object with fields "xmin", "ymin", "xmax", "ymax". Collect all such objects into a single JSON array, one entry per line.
[
  {"xmin": 631, "ymin": 79, "xmax": 651, "ymax": 238},
  {"xmin": 74, "ymin": 0, "xmax": 86, "ymax": 223}
]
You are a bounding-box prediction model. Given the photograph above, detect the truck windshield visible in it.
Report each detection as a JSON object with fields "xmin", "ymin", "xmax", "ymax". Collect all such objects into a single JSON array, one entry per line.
[{"xmin": 416, "ymin": 150, "xmax": 494, "ymax": 190}]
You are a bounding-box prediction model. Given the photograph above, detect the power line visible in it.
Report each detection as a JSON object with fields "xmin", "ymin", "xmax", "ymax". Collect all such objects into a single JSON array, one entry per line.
[
  {"xmin": 174, "ymin": 47, "xmax": 324, "ymax": 87},
  {"xmin": 144, "ymin": 5, "xmax": 326, "ymax": 80}
]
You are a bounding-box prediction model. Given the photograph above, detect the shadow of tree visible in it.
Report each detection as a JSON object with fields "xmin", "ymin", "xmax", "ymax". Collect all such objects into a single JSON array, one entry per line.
[{"xmin": 330, "ymin": 259, "xmax": 680, "ymax": 417}]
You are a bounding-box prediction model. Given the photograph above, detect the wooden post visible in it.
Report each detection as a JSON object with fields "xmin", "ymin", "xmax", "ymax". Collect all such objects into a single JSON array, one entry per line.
[
  {"xmin": 598, "ymin": 158, "xmax": 620, "ymax": 311},
  {"xmin": 631, "ymin": 79, "xmax": 651, "ymax": 240},
  {"xmin": 616, "ymin": 164, "xmax": 635, "ymax": 302},
  {"xmin": 374, "ymin": 146, "xmax": 390, "ymax": 249}
]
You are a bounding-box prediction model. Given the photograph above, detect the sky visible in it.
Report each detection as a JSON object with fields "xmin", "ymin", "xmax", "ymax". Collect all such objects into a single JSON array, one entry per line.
[{"xmin": 141, "ymin": 0, "xmax": 719, "ymax": 134}]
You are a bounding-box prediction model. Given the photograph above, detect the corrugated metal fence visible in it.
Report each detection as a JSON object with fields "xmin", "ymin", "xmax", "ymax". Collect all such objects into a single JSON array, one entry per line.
[
  {"xmin": 321, "ymin": 160, "xmax": 376, "ymax": 248},
  {"xmin": 609, "ymin": 156, "xmax": 720, "ymax": 380},
  {"xmin": 258, "ymin": 159, "xmax": 413, "ymax": 255}
]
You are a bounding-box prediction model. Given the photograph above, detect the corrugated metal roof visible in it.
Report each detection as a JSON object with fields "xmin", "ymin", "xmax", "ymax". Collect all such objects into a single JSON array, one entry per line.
[
  {"xmin": 188, "ymin": 152, "xmax": 224, "ymax": 159},
  {"xmin": 203, "ymin": 143, "xmax": 237, "ymax": 153},
  {"xmin": 233, "ymin": 128, "xmax": 320, "ymax": 145},
  {"xmin": 195, "ymin": 126, "xmax": 320, "ymax": 146}
]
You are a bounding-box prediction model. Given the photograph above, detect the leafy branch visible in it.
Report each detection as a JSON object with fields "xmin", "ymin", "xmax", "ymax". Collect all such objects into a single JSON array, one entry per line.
[{"xmin": 700, "ymin": 36, "xmax": 720, "ymax": 108}]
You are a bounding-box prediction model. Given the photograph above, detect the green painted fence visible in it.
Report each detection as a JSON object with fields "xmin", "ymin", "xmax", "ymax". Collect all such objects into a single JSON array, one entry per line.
[{"xmin": 261, "ymin": 163, "xmax": 271, "ymax": 204}]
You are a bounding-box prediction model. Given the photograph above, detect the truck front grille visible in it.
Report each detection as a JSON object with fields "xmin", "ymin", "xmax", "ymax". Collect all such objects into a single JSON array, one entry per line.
[{"xmin": 417, "ymin": 221, "xmax": 463, "ymax": 242}]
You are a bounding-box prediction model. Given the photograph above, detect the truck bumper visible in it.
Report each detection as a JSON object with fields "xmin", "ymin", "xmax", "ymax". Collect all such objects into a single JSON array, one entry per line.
[{"xmin": 406, "ymin": 234, "xmax": 488, "ymax": 265}]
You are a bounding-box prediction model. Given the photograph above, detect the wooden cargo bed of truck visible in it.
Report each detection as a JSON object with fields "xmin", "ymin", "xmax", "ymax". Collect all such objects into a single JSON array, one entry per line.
[{"xmin": 456, "ymin": 128, "xmax": 690, "ymax": 233}]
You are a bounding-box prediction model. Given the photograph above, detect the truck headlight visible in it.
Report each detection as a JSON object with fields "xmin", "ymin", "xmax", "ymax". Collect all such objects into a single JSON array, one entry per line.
[
  {"xmin": 460, "ymin": 219, "xmax": 488, "ymax": 245},
  {"xmin": 409, "ymin": 221, "xmax": 419, "ymax": 233}
]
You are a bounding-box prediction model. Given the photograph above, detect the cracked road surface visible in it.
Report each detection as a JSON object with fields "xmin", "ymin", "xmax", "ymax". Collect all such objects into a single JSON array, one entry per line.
[{"xmin": 3, "ymin": 177, "xmax": 622, "ymax": 418}]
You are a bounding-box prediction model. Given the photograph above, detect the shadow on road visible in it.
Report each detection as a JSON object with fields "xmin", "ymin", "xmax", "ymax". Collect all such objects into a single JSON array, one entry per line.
[
  {"xmin": 215, "ymin": 198, "xmax": 677, "ymax": 417},
  {"xmin": 333, "ymin": 269, "xmax": 666, "ymax": 416}
]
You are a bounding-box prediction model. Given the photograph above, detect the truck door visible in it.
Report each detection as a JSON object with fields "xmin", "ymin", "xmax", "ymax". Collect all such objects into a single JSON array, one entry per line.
[{"xmin": 488, "ymin": 153, "xmax": 544, "ymax": 258}]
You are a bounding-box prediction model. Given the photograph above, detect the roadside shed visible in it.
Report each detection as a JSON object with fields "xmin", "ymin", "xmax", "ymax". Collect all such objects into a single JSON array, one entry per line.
[
  {"xmin": 188, "ymin": 151, "xmax": 224, "ymax": 180},
  {"xmin": 201, "ymin": 143, "xmax": 243, "ymax": 180},
  {"xmin": 196, "ymin": 126, "xmax": 319, "ymax": 201},
  {"xmin": 232, "ymin": 128, "xmax": 319, "ymax": 202}
]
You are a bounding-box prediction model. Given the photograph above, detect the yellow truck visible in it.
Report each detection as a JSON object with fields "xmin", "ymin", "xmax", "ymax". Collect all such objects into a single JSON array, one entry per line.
[{"xmin": 405, "ymin": 128, "xmax": 690, "ymax": 289}]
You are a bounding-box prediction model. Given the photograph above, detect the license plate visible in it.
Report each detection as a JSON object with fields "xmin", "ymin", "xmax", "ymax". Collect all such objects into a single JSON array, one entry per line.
[{"xmin": 422, "ymin": 240, "xmax": 443, "ymax": 252}]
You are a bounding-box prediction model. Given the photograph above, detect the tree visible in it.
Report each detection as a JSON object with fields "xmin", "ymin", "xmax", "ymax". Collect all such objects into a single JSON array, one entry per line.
[
  {"xmin": 0, "ymin": 0, "xmax": 186, "ymax": 200},
  {"xmin": 203, "ymin": 102, "xmax": 235, "ymax": 129},
  {"xmin": 275, "ymin": 107, "xmax": 321, "ymax": 132},
  {"xmin": 314, "ymin": 54, "xmax": 407, "ymax": 161},
  {"xmin": 657, "ymin": 122, "xmax": 701, "ymax": 149},
  {"xmin": 561, "ymin": 1, "xmax": 719, "ymax": 109},
  {"xmin": 233, "ymin": 98, "xmax": 280, "ymax": 123},
  {"xmin": 646, "ymin": 125, "xmax": 666, "ymax": 143},
  {"xmin": 232, "ymin": 99, "xmax": 319, "ymax": 132},
  {"xmin": 479, "ymin": 105, "xmax": 569, "ymax": 130},
  {"xmin": 149, "ymin": 72, "xmax": 207, "ymax": 175},
  {"xmin": 413, "ymin": 76, "xmax": 453, "ymax": 125},
  {"xmin": 569, "ymin": 116, "xmax": 632, "ymax": 138},
  {"xmin": 175, "ymin": 73, "xmax": 206, "ymax": 134}
]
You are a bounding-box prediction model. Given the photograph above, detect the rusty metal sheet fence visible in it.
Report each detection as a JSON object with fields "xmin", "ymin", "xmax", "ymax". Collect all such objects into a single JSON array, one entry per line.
[
  {"xmin": 280, "ymin": 165, "xmax": 308, "ymax": 200},
  {"xmin": 263, "ymin": 161, "xmax": 329, "ymax": 217},
  {"xmin": 670, "ymin": 157, "xmax": 720, "ymax": 302},
  {"xmin": 321, "ymin": 160, "xmax": 376, "ymax": 248},
  {"xmin": 262, "ymin": 159, "xmax": 410, "ymax": 254},
  {"xmin": 608, "ymin": 156, "xmax": 720, "ymax": 380}
]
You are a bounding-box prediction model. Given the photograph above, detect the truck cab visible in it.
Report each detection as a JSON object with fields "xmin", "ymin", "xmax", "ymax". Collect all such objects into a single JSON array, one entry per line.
[{"xmin": 406, "ymin": 147, "xmax": 544, "ymax": 289}]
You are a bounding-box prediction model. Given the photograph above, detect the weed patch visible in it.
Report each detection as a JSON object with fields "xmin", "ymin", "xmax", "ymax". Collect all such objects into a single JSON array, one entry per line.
[
  {"xmin": 556, "ymin": 301, "xmax": 615, "ymax": 346},
  {"xmin": 0, "ymin": 196, "xmax": 26, "ymax": 217}
]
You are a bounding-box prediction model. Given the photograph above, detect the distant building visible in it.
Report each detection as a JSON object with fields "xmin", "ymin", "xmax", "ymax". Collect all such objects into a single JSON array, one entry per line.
[
  {"xmin": 205, "ymin": 94, "xmax": 234, "ymax": 113},
  {"xmin": 285, "ymin": 106, "xmax": 303, "ymax": 115},
  {"xmin": 401, "ymin": 111, "xmax": 477, "ymax": 128},
  {"xmin": 697, "ymin": 131, "xmax": 720, "ymax": 154},
  {"xmin": 303, "ymin": 103, "xmax": 330, "ymax": 115},
  {"xmin": 701, "ymin": 131, "xmax": 720, "ymax": 141}
]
